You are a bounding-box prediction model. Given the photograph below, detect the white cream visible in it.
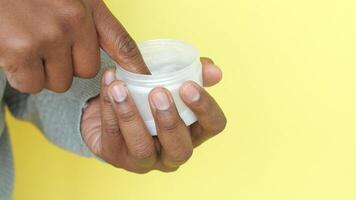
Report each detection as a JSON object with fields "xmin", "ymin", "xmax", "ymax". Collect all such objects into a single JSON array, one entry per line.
[{"xmin": 116, "ymin": 39, "xmax": 203, "ymax": 135}]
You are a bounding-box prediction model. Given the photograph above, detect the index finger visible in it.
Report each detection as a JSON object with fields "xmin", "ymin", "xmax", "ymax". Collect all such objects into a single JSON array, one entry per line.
[{"xmin": 90, "ymin": 0, "xmax": 150, "ymax": 74}]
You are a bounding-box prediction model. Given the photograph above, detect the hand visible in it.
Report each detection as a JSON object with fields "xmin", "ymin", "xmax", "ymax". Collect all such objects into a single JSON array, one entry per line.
[
  {"xmin": 0, "ymin": 0, "xmax": 149, "ymax": 93},
  {"xmin": 81, "ymin": 58, "xmax": 227, "ymax": 173}
]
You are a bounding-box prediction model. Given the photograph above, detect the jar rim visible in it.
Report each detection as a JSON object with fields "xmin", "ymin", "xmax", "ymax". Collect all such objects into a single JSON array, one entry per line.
[{"xmin": 116, "ymin": 39, "xmax": 200, "ymax": 84}]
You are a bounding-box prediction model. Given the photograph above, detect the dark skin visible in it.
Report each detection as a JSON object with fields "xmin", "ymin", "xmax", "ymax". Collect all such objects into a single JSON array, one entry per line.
[
  {"xmin": 81, "ymin": 58, "xmax": 227, "ymax": 173},
  {"xmin": 0, "ymin": 0, "xmax": 226, "ymax": 172},
  {"xmin": 0, "ymin": 0, "xmax": 149, "ymax": 93}
]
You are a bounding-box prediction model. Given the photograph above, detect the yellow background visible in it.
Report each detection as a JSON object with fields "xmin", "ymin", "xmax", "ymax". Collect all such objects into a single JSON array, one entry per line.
[{"xmin": 7, "ymin": 0, "xmax": 356, "ymax": 199}]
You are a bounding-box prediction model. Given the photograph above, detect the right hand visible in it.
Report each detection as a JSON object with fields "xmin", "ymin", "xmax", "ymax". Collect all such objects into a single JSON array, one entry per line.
[{"xmin": 0, "ymin": 0, "xmax": 149, "ymax": 93}]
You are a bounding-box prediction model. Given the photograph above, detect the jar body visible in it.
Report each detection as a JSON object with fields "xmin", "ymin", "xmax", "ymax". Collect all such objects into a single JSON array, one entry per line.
[{"xmin": 116, "ymin": 39, "xmax": 203, "ymax": 135}]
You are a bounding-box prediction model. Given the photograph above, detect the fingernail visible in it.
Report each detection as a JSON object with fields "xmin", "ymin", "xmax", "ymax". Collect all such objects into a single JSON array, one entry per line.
[
  {"xmin": 152, "ymin": 90, "xmax": 171, "ymax": 111},
  {"xmin": 111, "ymin": 84, "xmax": 127, "ymax": 103},
  {"xmin": 104, "ymin": 71, "xmax": 115, "ymax": 86},
  {"xmin": 181, "ymin": 83, "xmax": 200, "ymax": 102}
]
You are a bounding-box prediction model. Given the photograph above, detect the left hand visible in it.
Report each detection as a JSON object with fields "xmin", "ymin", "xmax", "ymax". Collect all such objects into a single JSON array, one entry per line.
[{"xmin": 81, "ymin": 57, "xmax": 227, "ymax": 173}]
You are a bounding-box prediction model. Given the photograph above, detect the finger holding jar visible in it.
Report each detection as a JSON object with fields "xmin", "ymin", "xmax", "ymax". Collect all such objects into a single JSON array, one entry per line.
[{"xmin": 81, "ymin": 58, "xmax": 227, "ymax": 173}]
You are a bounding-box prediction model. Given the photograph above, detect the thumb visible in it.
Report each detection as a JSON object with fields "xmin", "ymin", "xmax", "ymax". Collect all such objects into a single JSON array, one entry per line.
[{"xmin": 91, "ymin": 0, "xmax": 150, "ymax": 74}]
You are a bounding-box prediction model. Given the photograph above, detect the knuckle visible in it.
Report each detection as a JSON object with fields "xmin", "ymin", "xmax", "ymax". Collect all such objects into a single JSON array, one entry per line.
[
  {"xmin": 103, "ymin": 119, "xmax": 120, "ymax": 135},
  {"xmin": 102, "ymin": 93, "xmax": 112, "ymax": 104},
  {"xmin": 131, "ymin": 143, "xmax": 156, "ymax": 161},
  {"xmin": 115, "ymin": 33, "xmax": 139, "ymax": 60},
  {"xmin": 4, "ymin": 64, "xmax": 19, "ymax": 74},
  {"xmin": 5, "ymin": 68, "xmax": 44, "ymax": 94},
  {"xmin": 43, "ymin": 26, "xmax": 66, "ymax": 43},
  {"xmin": 161, "ymin": 119, "xmax": 182, "ymax": 133},
  {"xmin": 64, "ymin": 4, "xmax": 87, "ymax": 24},
  {"xmin": 7, "ymin": 37, "xmax": 37, "ymax": 56},
  {"xmin": 118, "ymin": 110, "xmax": 137, "ymax": 123}
]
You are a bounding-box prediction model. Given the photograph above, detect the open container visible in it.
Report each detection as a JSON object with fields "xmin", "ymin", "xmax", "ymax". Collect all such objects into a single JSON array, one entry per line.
[{"xmin": 116, "ymin": 39, "xmax": 203, "ymax": 135}]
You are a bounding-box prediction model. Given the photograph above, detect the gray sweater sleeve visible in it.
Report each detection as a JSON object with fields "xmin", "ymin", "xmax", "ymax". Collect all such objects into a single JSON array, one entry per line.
[{"xmin": 4, "ymin": 52, "xmax": 115, "ymax": 157}]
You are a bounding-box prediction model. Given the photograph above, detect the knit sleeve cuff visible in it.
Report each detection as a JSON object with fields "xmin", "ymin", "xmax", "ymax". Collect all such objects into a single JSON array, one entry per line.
[
  {"xmin": 61, "ymin": 51, "xmax": 116, "ymax": 157},
  {"xmin": 21, "ymin": 51, "xmax": 116, "ymax": 158}
]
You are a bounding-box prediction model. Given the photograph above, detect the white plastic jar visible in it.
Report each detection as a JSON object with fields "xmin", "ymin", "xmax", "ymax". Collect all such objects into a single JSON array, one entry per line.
[{"xmin": 116, "ymin": 39, "xmax": 203, "ymax": 135}]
